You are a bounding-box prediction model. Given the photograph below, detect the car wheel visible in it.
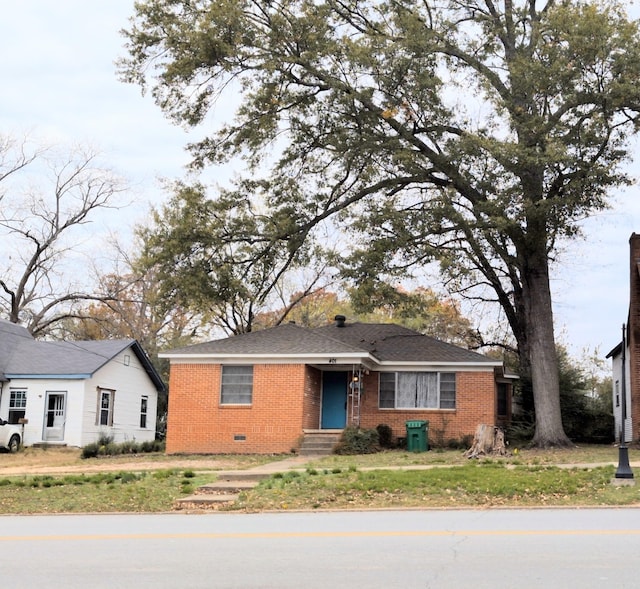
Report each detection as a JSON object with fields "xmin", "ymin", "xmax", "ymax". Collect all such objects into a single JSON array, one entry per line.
[{"xmin": 8, "ymin": 434, "xmax": 20, "ymax": 453}]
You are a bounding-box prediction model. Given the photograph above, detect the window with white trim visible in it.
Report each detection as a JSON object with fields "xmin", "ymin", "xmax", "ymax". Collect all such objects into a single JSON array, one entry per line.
[
  {"xmin": 97, "ymin": 388, "xmax": 115, "ymax": 426},
  {"xmin": 140, "ymin": 396, "xmax": 148, "ymax": 428},
  {"xmin": 8, "ymin": 389, "xmax": 27, "ymax": 424},
  {"xmin": 379, "ymin": 372, "xmax": 456, "ymax": 409},
  {"xmin": 221, "ymin": 365, "xmax": 253, "ymax": 405}
]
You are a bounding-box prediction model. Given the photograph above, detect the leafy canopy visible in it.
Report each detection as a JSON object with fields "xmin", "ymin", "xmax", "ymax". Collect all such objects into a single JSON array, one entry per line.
[
  {"xmin": 120, "ymin": 0, "xmax": 640, "ymax": 307},
  {"xmin": 120, "ymin": 1, "xmax": 640, "ymax": 445}
]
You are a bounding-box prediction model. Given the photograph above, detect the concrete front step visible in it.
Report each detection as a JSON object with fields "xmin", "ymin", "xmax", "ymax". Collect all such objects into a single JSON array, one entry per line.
[
  {"xmin": 298, "ymin": 433, "xmax": 341, "ymax": 456},
  {"xmin": 198, "ymin": 480, "xmax": 259, "ymax": 494},
  {"xmin": 175, "ymin": 473, "xmax": 265, "ymax": 509},
  {"xmin": 175, "ymin": 493, "xmax": 239, "ymax": 507},
  {"xmin": 214, "ymin": 471, "xmax": 272, "ymax": 482}
]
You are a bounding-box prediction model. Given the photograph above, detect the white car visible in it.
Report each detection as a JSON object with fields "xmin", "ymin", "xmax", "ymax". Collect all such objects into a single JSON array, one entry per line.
[{"xmin": 0, "ymin": 419, "xmax": 21, "ymax": 452}]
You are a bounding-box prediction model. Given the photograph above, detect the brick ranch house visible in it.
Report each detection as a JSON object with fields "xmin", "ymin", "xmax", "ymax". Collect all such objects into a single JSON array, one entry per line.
[{"xmin": 160, "ymin": 316, "xmax": 514, "ymax": 454}]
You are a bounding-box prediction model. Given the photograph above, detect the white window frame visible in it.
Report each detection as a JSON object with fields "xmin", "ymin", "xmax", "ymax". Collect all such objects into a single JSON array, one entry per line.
[
  {"xmin": 220, "ymin": 365, "xmax": 253, "ymax": 405},
  {"xmin": 378, "ymin": 372, "xmax": 456, "ymax": 409},
  {"xmin": 97, "ymin": 388, "xmax": 115, "ymax": 426},
  {"xmin": 140, "ymin": 396, "xmax": 148, "ymax": 429},
  {"xmin": 8, "ymin": 388, "xmax": 27, "ymax": 424}
]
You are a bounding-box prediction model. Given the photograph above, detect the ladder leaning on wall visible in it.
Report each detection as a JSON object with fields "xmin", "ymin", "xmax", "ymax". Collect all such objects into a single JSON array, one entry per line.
[{"xmin": 348, "ymin": 367, "xmax": 363, "ymax": 427}]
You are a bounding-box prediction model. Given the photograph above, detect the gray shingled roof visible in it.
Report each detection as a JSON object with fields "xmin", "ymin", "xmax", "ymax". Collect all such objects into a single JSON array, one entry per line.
[
  {"xmin": 5, "ymin": 339, "xmax": 137, "ymax": 377},
  {"xmin": 0, "ymin": 319, "xmax": 165, "ymax": 391},
  {"xmin": 0, "ymin": 320, "xmax": 33, "ymax": 377},
  {"xmin": 163, "ymin": 320, "xmax": 497, "ymax": 366},
  {"xmin": 314, "ymin": 322, "xmax": 495, "ymax": 363},
  {"xmin": 164, "ymin": 323, "xmax": 367, "ymax": 357}
]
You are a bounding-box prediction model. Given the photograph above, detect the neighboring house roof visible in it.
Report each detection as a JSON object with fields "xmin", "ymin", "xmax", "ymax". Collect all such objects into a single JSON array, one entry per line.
[
  {"xmin": 0, "ymin": 319, "xmax": 165, "ymax": 392},
  {"xmin": 161, "ymin": 320, "xmax": 500, "ymax": 368},
  {"xmin": 0, "ymin": 321, "xmax": 34, "ymax": 380}
]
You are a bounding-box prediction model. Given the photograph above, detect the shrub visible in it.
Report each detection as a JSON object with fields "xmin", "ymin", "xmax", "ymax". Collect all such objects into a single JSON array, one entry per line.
[
  {"xmin": 376, "ymin": 424, "xmax": 394, "ymax": 449},
  {"xmin": 97, "ymin": 432, "xmax": 115, "ymax": 447},
  {"xmin": 81, "ymin": 438, "xmax": 165, "ymax": 459},
  {"xmin": 81, "ymin": 443, "xmax": 100, "ymax": 459},
  {"xmin": 333, "ymin": 426, "xmax": 380, "ymax": 455},
  {"xmin": 141, "ymin": 439, "xmax": 165, "ymax": 453}
]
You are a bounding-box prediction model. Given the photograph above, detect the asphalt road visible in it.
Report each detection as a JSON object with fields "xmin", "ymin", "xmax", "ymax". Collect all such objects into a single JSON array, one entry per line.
[{"xmin": 1, "ymin": 508, "xmax": 638, "ymax": 588}]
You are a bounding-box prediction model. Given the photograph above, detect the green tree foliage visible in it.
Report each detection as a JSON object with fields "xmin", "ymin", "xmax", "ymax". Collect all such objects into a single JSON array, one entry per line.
[
  {"xmin": 512, "ymin": 346, "xmax": 614, "ymax": 444},
  {"xmin": 119, "ymin": 1, "xmax": 640, "ymax": 446},
  {"xmin": 557, "ymin": 347, "xmax": 613, "ymax": 443},
  {"xmin": 254, "ymin": 286, "xmax": 481, "ymax": 347},
  {"xmin": 137, "ymin": 181, "xmax": 334, "ymax": 334}
]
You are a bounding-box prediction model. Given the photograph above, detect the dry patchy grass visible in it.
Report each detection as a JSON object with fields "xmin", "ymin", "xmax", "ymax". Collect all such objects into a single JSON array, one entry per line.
[
  {"xmin": 231, "ymin": 462, "xmax": 640, "ymax": 512},
  {"xmin": 310, "ymin": 444, "xmax": 630, "ymax": 470},
  {"xmin": 0, "ymin": 447, "xmax": 290, "ymax": 476}
]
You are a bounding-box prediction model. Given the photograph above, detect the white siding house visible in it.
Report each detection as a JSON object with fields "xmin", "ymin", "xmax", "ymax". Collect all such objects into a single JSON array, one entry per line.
[
  {"xmin": 608, "ymin": 340, "xmax": 632, "ymax": 444},
  {"xmin": 0, "ymin": 320, "xmax": 164, "ymax": 447}
]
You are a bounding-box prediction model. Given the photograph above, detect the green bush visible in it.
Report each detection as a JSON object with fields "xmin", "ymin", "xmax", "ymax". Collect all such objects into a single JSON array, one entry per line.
[
  {"xmin": 81, "ymin": 443, "xmax": 100, "ymax": 459},
  {"xmin": 81, "ymin": 438, "xmax": 166, "ymax": 459},
  {"xmin": 141, "ymin": 439, "xmax": 164, "ymax": 453},
  {"xmin": 97, "ymin": 432, "xmax": 115, "ymax": 446},
  {"xmin": 376, "ymin": 424, "xmax": 394, "ymax": 448},
  {"xmin": 333, "ymin": 426, "xmax": 380, "ymax": 455}
]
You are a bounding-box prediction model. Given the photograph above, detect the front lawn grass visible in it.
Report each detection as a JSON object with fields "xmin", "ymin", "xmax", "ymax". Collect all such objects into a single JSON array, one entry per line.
[
  {"xmin": 0, "ymin": 469, "xmax": 212, "ymax": 514},
  {"xmin": 231, "ymin": 463, "xmax": 640, "ymax": 511},
  {"xmin": 0, "ymin": 445, "xmax": 637, "ymax": 514},
  {"xmin": 310, "ymin": 444, "xmax": 625, "ymax": 469}
]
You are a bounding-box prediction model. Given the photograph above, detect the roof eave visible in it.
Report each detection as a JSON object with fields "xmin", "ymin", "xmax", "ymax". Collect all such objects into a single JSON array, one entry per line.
[
  {"xmin": 130, "ymin": 341, "xmax": 166, "ymax": 393},
  {"xmin": 4, "ymin": 374, "xmax": 91, "ymax": 380},
  {"xmin": 161, "ymin": 351, "xmax": 375, "ymax": 364},
  {"xmin": 377, "ymin": 360, "xmax": 501, "ymax": 370}
]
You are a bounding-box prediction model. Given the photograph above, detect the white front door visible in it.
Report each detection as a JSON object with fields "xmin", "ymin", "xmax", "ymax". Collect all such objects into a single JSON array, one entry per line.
[{"xmin": 43, "ymin": 392, "xmax": 66, "ymax": 441}]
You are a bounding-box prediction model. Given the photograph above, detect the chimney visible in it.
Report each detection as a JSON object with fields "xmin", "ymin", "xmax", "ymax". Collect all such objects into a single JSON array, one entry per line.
[{"xmin": 334, "ymin": 315, "xmax": 346, "ymax": 328}]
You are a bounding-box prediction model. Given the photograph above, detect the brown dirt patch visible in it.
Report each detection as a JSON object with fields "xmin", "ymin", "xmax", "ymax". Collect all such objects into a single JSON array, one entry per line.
[{"xmin": 0, "ymin": 447, "xmax": 271, "ymax": 476}]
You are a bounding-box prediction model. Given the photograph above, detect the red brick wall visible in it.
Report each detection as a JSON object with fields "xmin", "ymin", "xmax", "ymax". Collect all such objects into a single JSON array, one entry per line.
[
  {"xmin": 303, "ymin": 367, "xmax": 322, "ymax": 429},
  {"xmin": 166, "ymin": 363, "xmax": 310, "ymax": 454},
  {"xmin": 628, "ymin": 233, "xmax": 640, "ymax": 441},
  {"xmin": 357, "ymin": 371, "xmax": 497, "ymax": 446},
  {"xmin": 166, "ymin": 363, "xmax": 498, "ymax": 453}
]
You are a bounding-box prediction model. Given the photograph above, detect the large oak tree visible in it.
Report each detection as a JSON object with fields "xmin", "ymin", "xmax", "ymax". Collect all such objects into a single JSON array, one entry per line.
[{"xmin": 120, "ymin": 0, "xmax": 640, "ymax": 446}]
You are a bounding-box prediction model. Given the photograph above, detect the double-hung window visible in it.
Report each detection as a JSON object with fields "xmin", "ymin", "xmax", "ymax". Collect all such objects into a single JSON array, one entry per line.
[
  {"xmin": 140, "ymin": 396, "xmax": 148, "ymax": 428},
  {"xmin": 8, "ymin": 389, "xmax": 27, "ymax": 424},
  {"xmin": 379, "ymin": 372, "xmax": 456, "ymax": 409},
  {"xmin": 221, "ymin": 365, "xmax": 253, "ymax": 405},
  {"xmin": 97, "ymin": 388, "xmax": 115, "ymax": 426}
]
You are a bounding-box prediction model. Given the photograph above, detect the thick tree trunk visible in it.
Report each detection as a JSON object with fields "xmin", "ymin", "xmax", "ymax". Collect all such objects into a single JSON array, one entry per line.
[{"xmin": 520, "ymin": 247, "xmax": 572, "ymax": 447}]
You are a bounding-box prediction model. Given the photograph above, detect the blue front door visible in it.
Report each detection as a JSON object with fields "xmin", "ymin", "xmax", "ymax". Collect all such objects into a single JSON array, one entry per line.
[{"xmin": 321, "ymin": 371, "xmax": 347, "ymax": 429}]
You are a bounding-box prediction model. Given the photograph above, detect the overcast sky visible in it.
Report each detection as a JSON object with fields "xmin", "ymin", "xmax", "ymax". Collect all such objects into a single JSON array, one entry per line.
[{"xmin": 1, "ymin": 0, "xmax": 639, "ymax": 359}]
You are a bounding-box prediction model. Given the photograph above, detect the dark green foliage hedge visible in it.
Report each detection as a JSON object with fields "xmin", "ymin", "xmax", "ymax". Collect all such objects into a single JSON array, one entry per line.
[
  {"xmin": 81, "ymin": 438, "xmax": 165, "ymax": 459},
  {"xmin": 333, "ymin": 426, "xmax": 380, "ymax": 455},
  {"xmin": 376, "ymin": 424, "xmax": 394, "ymax": 448}
]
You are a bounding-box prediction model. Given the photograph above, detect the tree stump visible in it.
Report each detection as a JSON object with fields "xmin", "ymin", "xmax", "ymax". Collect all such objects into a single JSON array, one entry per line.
[{"xmin": 464, "ymin": 424, "xmax": 509, "ymax": 459}]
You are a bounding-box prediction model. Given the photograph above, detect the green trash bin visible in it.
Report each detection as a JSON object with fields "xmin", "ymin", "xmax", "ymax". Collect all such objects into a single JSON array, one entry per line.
[{"xmin": 405, "ymin": 420, "xmax": 429, "ymax": 452}]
